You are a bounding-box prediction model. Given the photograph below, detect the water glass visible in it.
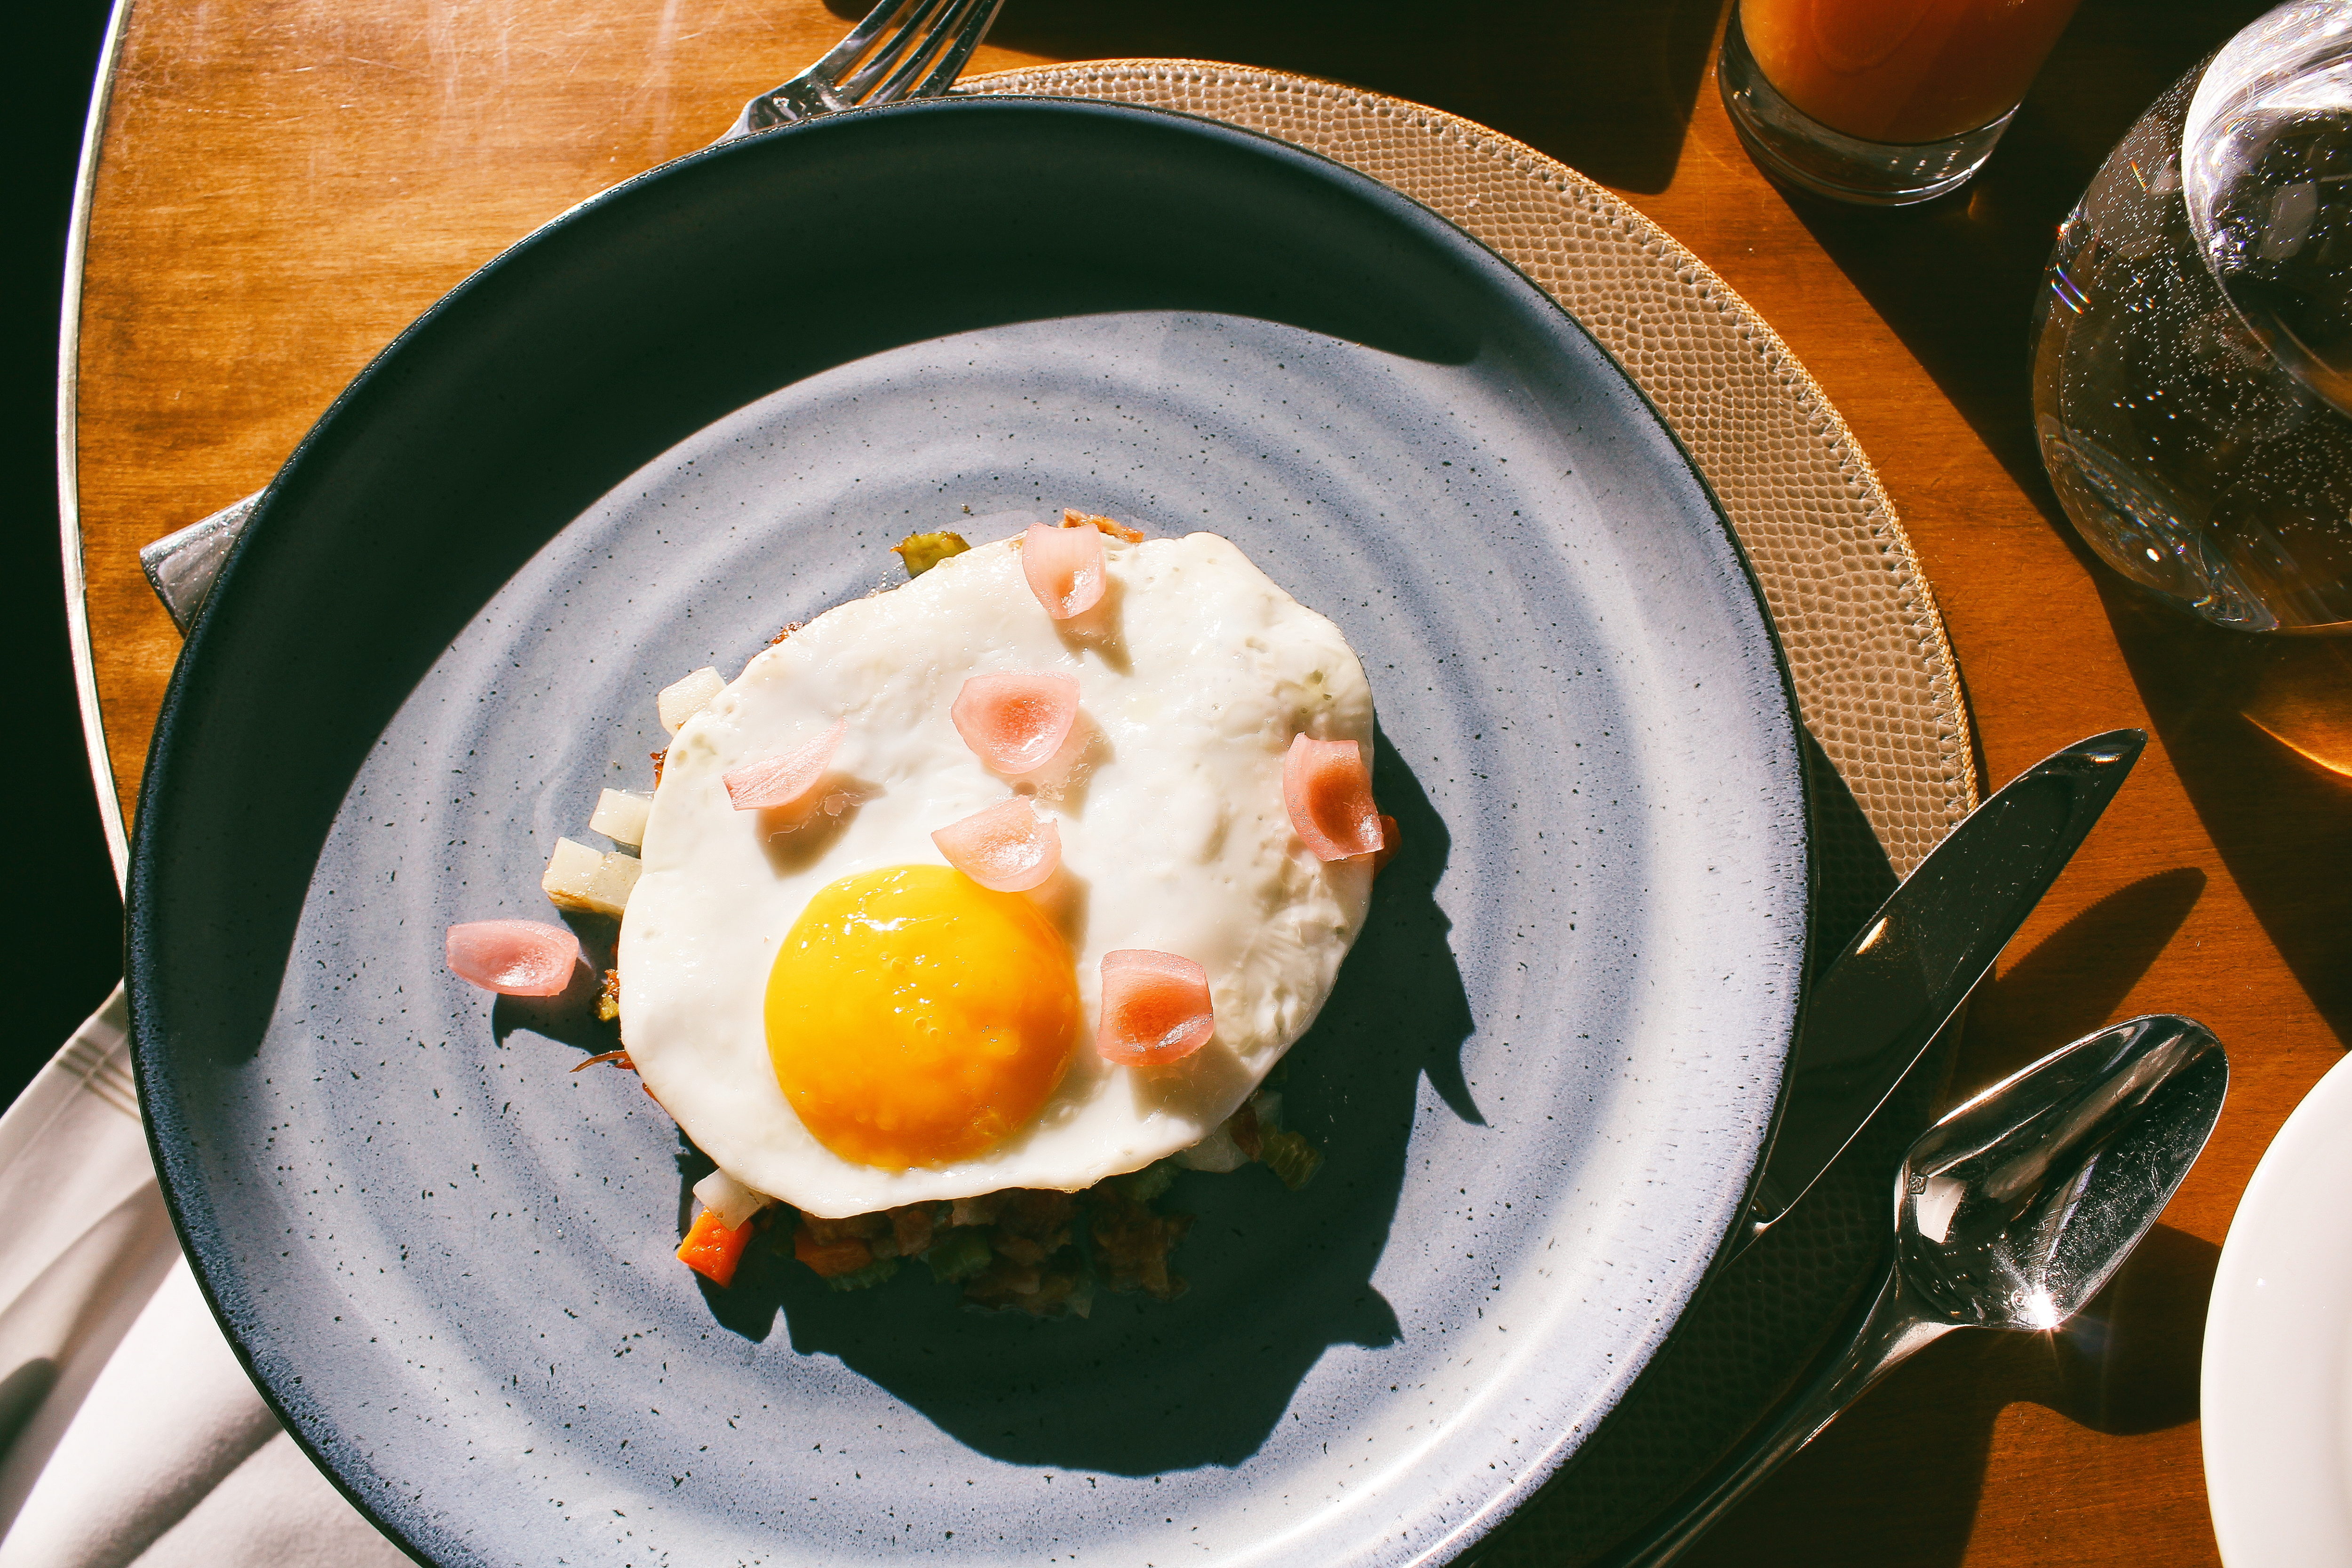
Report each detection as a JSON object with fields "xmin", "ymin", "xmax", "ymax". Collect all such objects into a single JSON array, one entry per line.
[{"xmin": 2032, "ymin": 1, "xmax": 2352, "ymax": 634}]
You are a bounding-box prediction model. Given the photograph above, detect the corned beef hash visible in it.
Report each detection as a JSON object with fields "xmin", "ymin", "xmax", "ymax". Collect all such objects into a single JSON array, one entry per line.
[{"xmin": 444, "ymin": 513, "xmax": 1391, "ymax": 1314}]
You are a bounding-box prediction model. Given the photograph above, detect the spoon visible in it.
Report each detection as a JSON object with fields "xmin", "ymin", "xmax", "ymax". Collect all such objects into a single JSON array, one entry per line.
[{"xmin": 1609, "ymin": 1012, "xmax": 2228, "ymax": 1567}]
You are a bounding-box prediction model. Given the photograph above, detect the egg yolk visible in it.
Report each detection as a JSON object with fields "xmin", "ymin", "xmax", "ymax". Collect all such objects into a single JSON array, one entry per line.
[{"xmin": 764, "ymin": 864, "xmax": 1081, "ymax": 1170}]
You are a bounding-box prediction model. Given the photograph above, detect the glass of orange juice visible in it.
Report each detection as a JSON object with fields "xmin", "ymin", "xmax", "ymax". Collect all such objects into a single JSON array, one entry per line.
[{"xmin": 1719, "ymin": 0, "xmax": 2084, "ymax": 204}]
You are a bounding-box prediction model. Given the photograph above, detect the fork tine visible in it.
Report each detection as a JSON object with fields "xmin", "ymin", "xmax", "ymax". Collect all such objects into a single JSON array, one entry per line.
[
  {"xmin": 911, "ymin": 0, "xmax": 1005, "ymax": 100},
  {"xmin": 801, "ymin": 0, "xmax": 920, "ymax": 88},
  {"xmin": 726, "ymin": 0, "xmax": 995, "ymax": 137},
  {"xmin": 836, "ymin": 0, "xmax": 956, "ymax": 101},
  {"xmin": 864, "ymin": 0, "xmax": 986, "ymax": 107}
]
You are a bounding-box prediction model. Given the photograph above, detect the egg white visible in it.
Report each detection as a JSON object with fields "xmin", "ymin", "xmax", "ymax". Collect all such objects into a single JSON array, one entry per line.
[{"xmin": 618, "ymin": 530, "xmax": 1375, "ymax": 1218}]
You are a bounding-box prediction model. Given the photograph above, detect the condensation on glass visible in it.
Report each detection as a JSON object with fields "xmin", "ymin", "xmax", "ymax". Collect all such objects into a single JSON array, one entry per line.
[{"xmin": 2033, "ymin": 0, "xmax": 2352, "ymax": 633}]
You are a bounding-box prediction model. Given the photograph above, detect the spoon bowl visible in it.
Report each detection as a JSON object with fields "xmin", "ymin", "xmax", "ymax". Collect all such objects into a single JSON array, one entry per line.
[
  {"xmin": 1607, "ymin": 1012, "xmax": 2227, "ymax": 1567},
  {"xmin": 1899, "ymin": 1013, "xmax": 2229, "ymax": 1331}
]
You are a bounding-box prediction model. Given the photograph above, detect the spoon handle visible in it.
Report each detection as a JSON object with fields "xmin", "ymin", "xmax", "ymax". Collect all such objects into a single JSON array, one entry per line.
[{"xmin": 1601, "ymin": 1262, "xmax": 1955, "ymax": 1568}]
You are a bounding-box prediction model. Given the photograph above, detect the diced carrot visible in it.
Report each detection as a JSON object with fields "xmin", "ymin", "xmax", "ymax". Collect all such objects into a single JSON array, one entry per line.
[
  {"xmin": 793, "ymin": 1226, "xmax": 876, "ymax": 1279},
  {"xmin": 677, "ymin": 1207, "xmax": 754, "ymax": 1288},
  {"xmin": 1062, "ymin": 509, "xmax": 1144, "ymax": 543},
  {"xmin": 1373, "ymin": 815, "xmax": 1400, "ymax": 875}
]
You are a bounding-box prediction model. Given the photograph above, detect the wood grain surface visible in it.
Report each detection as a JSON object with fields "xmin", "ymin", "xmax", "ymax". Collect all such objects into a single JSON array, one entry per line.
[{"xmin": 70, "ymin": 0, "xmax": 2349, "ymax": 1563}]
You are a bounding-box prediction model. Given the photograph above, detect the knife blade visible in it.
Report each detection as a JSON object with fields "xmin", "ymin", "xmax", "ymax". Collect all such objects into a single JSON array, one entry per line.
[{"xmin": 1732, "ymin": 727, "xmax": 2147, "ymax": 1256}]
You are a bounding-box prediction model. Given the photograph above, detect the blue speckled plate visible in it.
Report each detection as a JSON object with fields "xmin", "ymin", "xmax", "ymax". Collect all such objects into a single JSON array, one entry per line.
[{"xmin": 128, "ymin": 97, "xmax": 1808, "ymax": 1568}]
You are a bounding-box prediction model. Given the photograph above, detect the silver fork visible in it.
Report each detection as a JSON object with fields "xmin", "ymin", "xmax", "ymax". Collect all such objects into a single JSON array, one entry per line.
[
  {"xmin": 718, "ymin": 0, "xmax": 1008, "ymax": 140},
  {"xmin": 139, "ymin": 0, "xmax": 1010, "ymax": 632}
]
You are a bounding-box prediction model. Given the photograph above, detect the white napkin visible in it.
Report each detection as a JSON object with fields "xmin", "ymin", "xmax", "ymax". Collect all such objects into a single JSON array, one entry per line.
[{"xmin": 0, "ymin": 988, "xmax": 404, "ymax": 1568}]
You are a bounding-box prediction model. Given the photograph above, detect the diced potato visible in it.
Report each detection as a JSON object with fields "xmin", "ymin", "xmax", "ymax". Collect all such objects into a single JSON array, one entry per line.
[
  {"xmin": 540, "ymin": 838, "xmax": 603, "ymax": 908},
  {"xmin": 585, "ymin": 852, "xmax": 643, "ymax": 916},
  {"xmin": 657, "ymin": 667, "xmax": 725, "ymax": 735},
  {"xmin": 693, "ymin": 1168, "xmax": 772, "ymax": 1231},
  {"xmin": 589, "ymin": 788, "xmax": 652, "ymax": 849},
  {"xmin": 542, "ymin": 836, "xmax": 644, "ymax": 918}
]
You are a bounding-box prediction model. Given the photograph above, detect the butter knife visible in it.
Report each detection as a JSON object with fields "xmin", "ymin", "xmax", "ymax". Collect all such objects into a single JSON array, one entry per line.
[{"xmin": 1732, "ymin": 727, "xmax": 2146, "ymax": 1258}]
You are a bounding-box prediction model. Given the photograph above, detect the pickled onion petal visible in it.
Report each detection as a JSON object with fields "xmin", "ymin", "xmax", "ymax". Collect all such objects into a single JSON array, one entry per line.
[
  {"xmin": 932, "ymin": 797, "xmax": 1062, "ymax": 892},
  {"xmin": 445, "ymin": 919, "xmax": 580, "ymax": 996},
  {"xmin": 950, "ymin": 672, "xmax": 1080, "ymax": 775},
  {"xmin": 1096, "ymin": 949, "xmax": 1216, "ymax": 1066},
  {"xmin": 1282, "ymin": 734, "xmax": 1383, "ymax": 860},
  {"xmin": 724, "ymin": 720, "xmax": 844, "ymax": 811},
  {"xmin": 1020, "ymin": 522, "xmax": 1106, "ymax": 619}
]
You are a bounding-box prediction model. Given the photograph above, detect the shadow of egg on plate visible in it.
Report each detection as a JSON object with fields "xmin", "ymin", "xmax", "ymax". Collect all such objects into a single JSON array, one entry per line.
[{"xmin": 689, "ymin": 724, "xmax": 1470, "ymax": 1477}]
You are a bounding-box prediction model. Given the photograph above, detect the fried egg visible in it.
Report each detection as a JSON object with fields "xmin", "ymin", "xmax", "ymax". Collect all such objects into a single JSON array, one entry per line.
[{"xmin": 618, "ymin": 529, "xmax": 1374, "ymax": 1218}]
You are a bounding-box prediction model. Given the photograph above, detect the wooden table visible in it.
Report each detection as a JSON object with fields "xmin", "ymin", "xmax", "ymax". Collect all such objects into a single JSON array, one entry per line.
[{"xmin": 68, "ymin": 0, "xmax": 2348, "ymax": 1562}]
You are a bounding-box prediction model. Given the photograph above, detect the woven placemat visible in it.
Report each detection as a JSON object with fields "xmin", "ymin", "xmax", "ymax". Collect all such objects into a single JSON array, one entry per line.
[{"xmin": 969, "ymin": 61, "xmax": 1981, "ymax": 1564}]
